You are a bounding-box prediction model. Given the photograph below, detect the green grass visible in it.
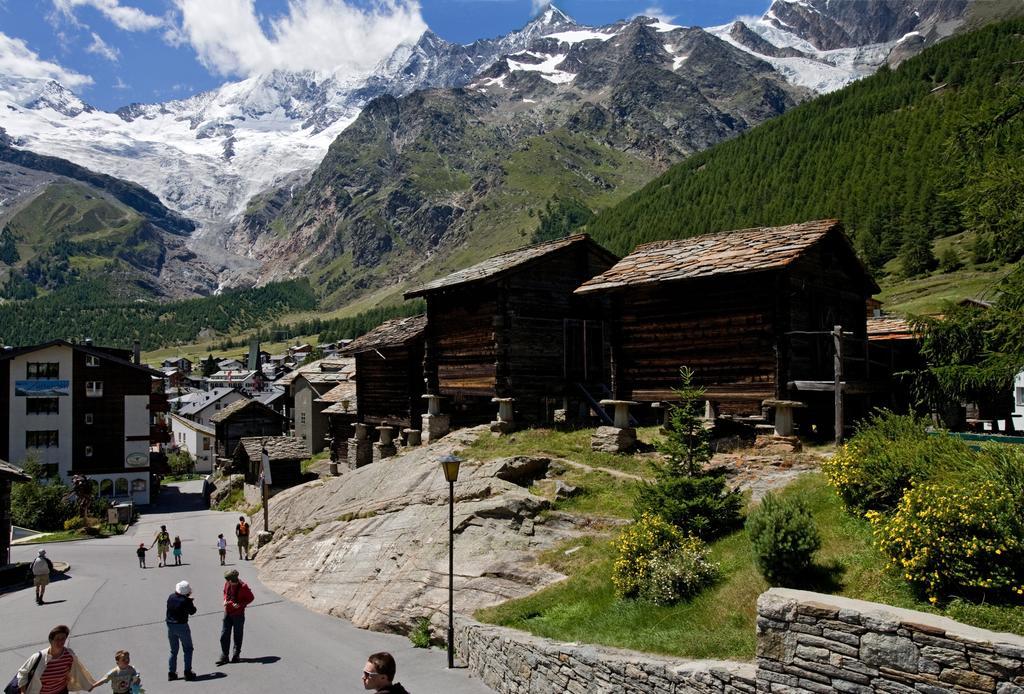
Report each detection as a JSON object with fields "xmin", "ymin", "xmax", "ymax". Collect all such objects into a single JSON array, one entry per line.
[
  {"xmin": 215, "ymin": 488, "xmax": 245, "ymax": 512},
  {"xmin": 476, "ymin": 473, "xmax": 1024, "ymax": 659},
  {"xmin": 23, "ymin": 524, "xmax": 127, "ymax": 544},
  {"xmin": 301, "ymin": 451, "xmax": 330, "ymax": 474}
]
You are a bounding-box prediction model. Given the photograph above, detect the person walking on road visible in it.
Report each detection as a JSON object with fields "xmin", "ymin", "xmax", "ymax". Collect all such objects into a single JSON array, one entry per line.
[
  {"xmin": 88, "ymin": 649, "xmax": 140, "ymax": 694},
  {"xmin": 136, "ymin": 544, "xmax": 148, "ymax": 569},
  {"xmin": 30, "ymin": 549, "xmax": 54, "ymax": 604},
  {"xmin": 216, "ymin": 570, "xmax": 254, "ymax": 665},
  {"xmin": 234, "ymin": 517, "xmax": 250, "ymax": 560},
  {"xmin": 361, "ymin": 652, "xmax": 409, "ymax": 694},
  {"xmin": 165, "ymin": 580, "xmax": 197, "ymax": 682},
  {"xmin": 151, "ymin": 526, "xmax": 171, "ymax": 567},
  {"xmin": 172, "ymin": 536, "xmax": 183, "ymax": 566},
  {"xmin": 216, "ymin": 534, "xmax": 227, "ymax": 566},
  {"xmin": 14, "ymin": 624, "xmax": 95, "ymax": 694}
]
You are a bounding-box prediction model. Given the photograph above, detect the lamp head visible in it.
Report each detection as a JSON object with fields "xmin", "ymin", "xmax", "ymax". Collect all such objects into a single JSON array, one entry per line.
[{"xmin": 439, "ymin": 454, "xmax": 462, "ymax": 483}]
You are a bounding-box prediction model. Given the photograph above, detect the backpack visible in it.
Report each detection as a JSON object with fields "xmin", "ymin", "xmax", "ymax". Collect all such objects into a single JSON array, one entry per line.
[
  {"xmin": 237, "ymin": 521, "xmax": 249, "ymax": 536},
  {"xmin": 4, "ymin": 651, "xmax": 42, "ymax": 694},
  {"xmin": 31, "ymin": 558, "xmax": 50, "ymax": 577}
]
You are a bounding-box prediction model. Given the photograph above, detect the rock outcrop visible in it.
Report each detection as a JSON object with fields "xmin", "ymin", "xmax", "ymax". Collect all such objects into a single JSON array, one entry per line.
[{"xmin": 252, "ymin": 427, "xmax": 582, "ymax": 635}]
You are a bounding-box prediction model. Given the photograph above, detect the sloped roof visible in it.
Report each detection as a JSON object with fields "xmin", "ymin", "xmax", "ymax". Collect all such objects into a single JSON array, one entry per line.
[
  {"xmin": 867, "ymin": 315, "xmax": 917, "ymax": 341},
  {"xmin": 236, "ymin": 436, "xmax": 307, "ymax": 462},
  {"xmin": 170, "ymin": 413, "xmax": 215, "ymax": 436},
  {"xmin": 254, "ymin": 387, "xmax": 286, "ymax": 405},
  {"xmin": 341, "ymin": 315, "xmax": 427, "ymax": 355},
  {"xmin": 177, "ymin": 388, "xmax": 239, "ymax": 417},
  {"xmin": 0, "ymin": 458, "xmax": 31, "ymax": 481},
  {"xmin": 209, "ymin": 397, "xmax": 286, "ymax": 424},
  {"xmin": 0, "ymin": 339, "xmax": 163, "ymax": 377},
  {"xmin": 315, "ymin": 381, "xmax": 357, "ymax": 404},
  {"xmin": 276, "ymin": 358, "xmax": 354, "ymax": 387},
  {"xmin": 322, "ymin": 401, "xmax": 357, "ymax": 415},
  {"xmin": 405, "ymin": 234, "xmax": 615, "ymax": 297},
  {"xmin": 575, "ymin": 220, "xmax": 877, "ymax": 294}
]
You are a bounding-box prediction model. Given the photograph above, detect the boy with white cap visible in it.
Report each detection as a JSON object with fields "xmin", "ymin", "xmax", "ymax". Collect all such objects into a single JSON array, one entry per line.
[{"xmin": 165, "ymin": 580, "xmax": 197, "ymax": 681}]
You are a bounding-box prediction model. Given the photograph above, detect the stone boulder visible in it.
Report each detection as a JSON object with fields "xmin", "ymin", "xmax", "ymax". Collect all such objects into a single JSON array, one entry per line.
[
  {"xmin": 252, "ymin": 427, "xmax": 579, "ymax": 635},
  {"xmin": 209, "ymin": 473, "xmax": 244, "ymax": 508}
]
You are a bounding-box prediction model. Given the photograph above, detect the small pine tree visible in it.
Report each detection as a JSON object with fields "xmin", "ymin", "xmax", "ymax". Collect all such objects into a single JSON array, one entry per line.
[
  {"xmin": 201, "ymin": 354, "xmax": 218, "ymax": 377},
  {"xmin": 899, "ymin": 227, "xmax": 937, "ymax": 278},
  {"xmin": 937, "ymin": 247, "xmax": 962, "ymax": 273},
  {"xmin": 656, "ymin": 367, "xmax": 711, "ymax": 475}
]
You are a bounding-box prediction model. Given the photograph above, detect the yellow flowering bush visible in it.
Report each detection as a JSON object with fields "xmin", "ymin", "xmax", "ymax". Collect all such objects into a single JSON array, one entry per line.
[
  {"xmin": 612, "ymin": 513, "xmax": 718, "ymax": 605},
  {"xmin": 869, "ymin": 480, "xmax": 1024, "ymax": 603},
  {"xmin": 822, "ymin": 411, "xmax": 973, "ymax": 513}
]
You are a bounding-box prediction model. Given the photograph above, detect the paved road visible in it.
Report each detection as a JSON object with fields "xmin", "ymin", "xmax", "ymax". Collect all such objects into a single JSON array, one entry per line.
[{"xmin": 2, "ymin": 481, "xmax": 493, "ymax": 694}]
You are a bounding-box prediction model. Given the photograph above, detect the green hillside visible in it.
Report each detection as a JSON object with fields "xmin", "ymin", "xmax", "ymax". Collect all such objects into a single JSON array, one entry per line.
[
  {"xmin": 0, "ymin": 182, "xmax": 163, "ymax": 298},
  {"xmin": 585, "ymin": 19, "xmax": 1024, "ymax": 306}
]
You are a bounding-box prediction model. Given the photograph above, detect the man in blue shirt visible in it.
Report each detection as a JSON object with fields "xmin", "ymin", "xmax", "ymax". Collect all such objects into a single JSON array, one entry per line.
[{"xmin": 166, "ymin": 580, "xmax": 197, "ymax": 682}]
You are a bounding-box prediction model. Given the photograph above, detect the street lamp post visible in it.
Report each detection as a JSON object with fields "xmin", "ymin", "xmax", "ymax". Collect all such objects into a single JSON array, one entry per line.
[{"xmin": 439, "ymin": 453, "xmax": 462, "ymax": 669}]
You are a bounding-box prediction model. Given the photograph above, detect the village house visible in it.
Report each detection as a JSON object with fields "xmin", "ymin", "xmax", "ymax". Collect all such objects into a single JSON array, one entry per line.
[
  {"xmin": 404, "ymin": 234, "xmax": 618, "ymax": 426},
  {"xmin": 317, "ymin": 381, "xmax": 358, "ymax": 466},
  {"xmin": 254, "ymin": 386, "xmax": 288, "ymax": 418},
  {"xmin": 176, "ymin": 387, "xmax": 247, "ymax": 427},
  {"xmin": 0, "ymin": 339, "xmax": 169, "ymax": 504},
  {"xmin": 161, "ymin": 356, "xmax": 193, "ymax": 374},
  {"xmin": 206, "ymin": 369, "xmax": 263, "ymax": 395},
  {"xmin": 574, "ymin": 220, "xmax": 880, "ymax": 436},
  {"xmin": 233, "ymin": 436, "xmax": 307, "ymax": 493},
  {"xmin": 278, "ymin": 358, "xmax": 355, "ymax": 454},
  {"xmin": 217, "ymin": 358, "xmax": 245, "ymax": 372},
  {"xmin": 340, "ymin": 315, "xmax": 426, "ymax": 430},
  {"xmin": 1, "ymin": 457, "xmax": 31, "ymax": 565},
  {"xmin": 168, "ymin": 413, "xmax": 215, "ymax": 473},
  {"xmin": 210, "ymin": 398, "xmax": 288, "ymax": 461}
]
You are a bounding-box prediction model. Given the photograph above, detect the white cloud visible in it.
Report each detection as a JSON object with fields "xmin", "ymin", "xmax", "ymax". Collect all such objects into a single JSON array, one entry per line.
[
  {"xmin": 635, "ymin": 6, "xmax": 677, "ymax": 23},
  {"xmin": 171, "ymin": 0, "xmax": 427, "ymax": 78},
  {"xmin": 531, "ymin": 0, "xmax": 546, "ymax": 13},
  {"xmin": 0, "ymin": 31, "xmax": 93, "ymax": 87},
  {"xmin": 51, "ymin": 0, "xmax": 164, "ymax": 32},
  {"xmin": 113, "ymin": 75, "xmax": 129, "ymax": 89},
  {"xmin": 87, "ymin": 31, "xmax": 120, "ymax": 61}
]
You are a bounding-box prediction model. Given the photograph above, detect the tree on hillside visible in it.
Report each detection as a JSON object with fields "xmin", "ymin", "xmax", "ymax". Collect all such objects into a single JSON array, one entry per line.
[
  {"xmin": 201, "ymin": 354, "xmax": 218, "ymax": 377},
  {"xmin": 899, "ymin": 226, "xmax": 937, "ymax": 278}
]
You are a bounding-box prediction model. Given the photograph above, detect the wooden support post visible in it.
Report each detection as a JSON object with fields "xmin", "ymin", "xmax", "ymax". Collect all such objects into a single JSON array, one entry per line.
[{"xmin": 833, "ymin": 325, "xmax": 844, "ymax": 446}]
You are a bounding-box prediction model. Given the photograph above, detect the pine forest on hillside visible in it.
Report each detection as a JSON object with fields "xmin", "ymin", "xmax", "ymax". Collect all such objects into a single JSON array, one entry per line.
[{"xmin": 586, "ymin": 20, "xmax": 1024, "ymax": 276}]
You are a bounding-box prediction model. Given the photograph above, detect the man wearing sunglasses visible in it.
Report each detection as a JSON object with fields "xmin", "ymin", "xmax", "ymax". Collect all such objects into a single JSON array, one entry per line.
[{"xmin": 361, "ymin": 652, "xmax": 409, "ymax": 693}]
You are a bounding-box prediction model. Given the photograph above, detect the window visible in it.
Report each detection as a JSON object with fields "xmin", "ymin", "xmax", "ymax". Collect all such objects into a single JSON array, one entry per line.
[
  {"xmin": 202, "ymin": 437, "xmax": 211, "ymax": 451},
  {"xmin": 115, "ymin": 478, "xmax": 128, "ymax": 496},
  {"xmin": 85, "ymin": 381, "xmax": 103, "ymax": 397},
  {"xmin": 300, "ymin": 412, "xmax": 306, "ymax": 425},
  {"xmin": 26, "ymin": 430, "xmax": 59, "ymax": 448},
  {"xmin": 214, "ymin": 403, "xmax": 221, "ymax": 410},
  {"xmin": 100, "ymin": 479, "xmax": 113, "ymax": 497},
  {"xmin": 1017, "ymin": 387, "xmax": 1024, "ymax": 408},
  {"xmin": 84, "ymin": 413, "xmax": 94, "ymax": 425},
  {"xmin": 26, "ymin": 398, "xmax": 59, "ymax": 415},
  {"xmin": 26, "ymin": 362, "xmax": 59, "ymax": 379},
  {"xmin": 85, "ymin": 355, "xmax": 100, "ymax": 367},
  {"xmin": 85, "ymin": 446, "xmax": 93, "ymax": 457}
]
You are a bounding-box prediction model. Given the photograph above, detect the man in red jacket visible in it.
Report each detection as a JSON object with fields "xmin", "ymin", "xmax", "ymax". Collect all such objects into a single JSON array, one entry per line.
[{"xmin": 216, "ymin": 570, "xmax": 254, "ymax": 666}]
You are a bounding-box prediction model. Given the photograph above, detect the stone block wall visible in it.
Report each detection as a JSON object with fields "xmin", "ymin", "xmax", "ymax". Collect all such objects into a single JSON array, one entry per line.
[
  {"xmin": 455, "ymin": 590, "xmax": 1024, "ymax": 693},
  {"xmin": 757, "ymin": 589, "xmax": 1024, "ymax": 693},
  {"xmin": 454, "ymin": 618, "xmax": 757, "ymax": 694}
]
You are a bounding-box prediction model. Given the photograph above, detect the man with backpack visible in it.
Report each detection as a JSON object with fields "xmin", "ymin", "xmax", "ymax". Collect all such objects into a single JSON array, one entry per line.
[
  {"xmin": 30, "ymin": 549, "xmax": 54, "ymax": 605},
  {"xmin": 216, "ymin": 569, "xmax": 254, "ymax": 666},
  {"xmin": 234, "ymin": 517, "xmax": 250, "ymax": 560}
]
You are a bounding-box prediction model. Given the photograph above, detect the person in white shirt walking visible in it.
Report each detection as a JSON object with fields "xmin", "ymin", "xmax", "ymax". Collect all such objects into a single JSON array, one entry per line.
[{"xmin": 30, "ymin": 549, "xmax": 54, "ymax": 605}]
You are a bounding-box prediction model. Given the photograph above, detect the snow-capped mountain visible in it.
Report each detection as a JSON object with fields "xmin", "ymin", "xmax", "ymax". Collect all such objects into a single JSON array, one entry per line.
[{"xmin": 0, "ymin": 1, "xmax": 972, "ymax": 292}]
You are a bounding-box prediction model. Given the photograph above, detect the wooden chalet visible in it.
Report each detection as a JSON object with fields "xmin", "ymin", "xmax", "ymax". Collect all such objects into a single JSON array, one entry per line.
[
  {"xmin": 209, "ymin": 398, "xmax": 288, "ymax": 460},
  {"xmin": 575, "ymin": 220, "xmax": 880, "ymax": 434},
  {"xmin": 405, "ymin": 234, "xmax": 619, "ymax": 424},
  {"xmin": 318, "ymin": 381, "xmax": 357, "ymax": 465},
  {"xmin": 340, "ymin": 315, "xmax": 427, "ymax": 429},
  {"xmin": 234, "ymin": 436, "xmax": 306, "ymax": 489}
]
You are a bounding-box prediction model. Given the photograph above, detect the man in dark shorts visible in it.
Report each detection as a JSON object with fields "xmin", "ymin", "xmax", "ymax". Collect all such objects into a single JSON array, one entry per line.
[{"xmin": 235, "ymin": 516, "xmax": 250, "ymax": 560}]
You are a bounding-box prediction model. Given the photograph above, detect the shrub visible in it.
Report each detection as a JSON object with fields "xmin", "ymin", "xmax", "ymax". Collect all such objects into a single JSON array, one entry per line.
[
  {"xmin": 612, "ymin": 513, "xmax": 718, "ymax": 604},
  {"xmin": 168, "ymin": 450, "xmax": 196, "ymax": 478},
  {"xmin": 746, "ymin": 492, "xmax": 821, "ymax": 586},
  {"xmin": 634, "ymin": 473, "xmax": 743, "ymax": 540},
  {"xmin": 11, "ymin": 475, "xmax": 75, "ymax": 531},
  {"xmin": 643, "ymin": 538, "xmax": 719, "ymax": 605},
  {"xmin": 63, "ymin": 516, "xmax": 85, "ymax": 531},
  {"xmin": 869, "ymin": 480, "xmax": 1024, "ymax": 603},
  {"xmin": 822, "ymin": 410, "xmax": 974, "ymax": 513},
  {"xmin": 409, "ymin": 616, "xmax": 433, "ymax": 648}
]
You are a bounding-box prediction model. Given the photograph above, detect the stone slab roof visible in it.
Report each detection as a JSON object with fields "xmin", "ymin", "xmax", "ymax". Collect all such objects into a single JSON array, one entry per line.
[
  {"xmin": 209, "ymin": 397, "xmax": 286, "ymax": 424},
  {"xmin": 276, "ymin": 358, "xmax": 354, "ymax": 387},
  {"xmin": 237, "ymin": 436, "xmax": 307, "ymax": 462},
  {"xmin": 341, "ymin": 315, "xmax": 427, "ymax": 355},
  {"xmin": 170, "ymin": 413, "xmax": 215, "ymax": 436},
  {"xmin": 867, "ymin": 315, "xmax": 916, "ymax": 341},
  {"xmin": 406, "ymin": 234, "xmax": 611, "ymax": 297},
  {"xmin": 315, "ymin": 381, "xmax": 357, "ymax": 404},
  {"xmin": 576, "ymin": 220, "xmax": 873, "ymax": 294}
]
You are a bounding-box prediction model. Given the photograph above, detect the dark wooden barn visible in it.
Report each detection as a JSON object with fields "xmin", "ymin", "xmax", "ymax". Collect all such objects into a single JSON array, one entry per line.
[
  {"xmin": 234, "ymin": 436, "xmax": 306, "ymax": 489},
  {"xmin": 340, "ymin": 314, "xmax": 426, "ymax": 429},
  {"xmin": 405, "ymin": 234, "xmax": 619, "ymax": 425},
  {"xmin": 210, "ymin": 398, "xmax": 288, "ymax": 461},
  {"xmin": 317, "ymin": 382, "xmax": 357, "ymax": 465},
  {"xmin": 574, "ymin": 220, "xmax": 880, "ymax": 433}
]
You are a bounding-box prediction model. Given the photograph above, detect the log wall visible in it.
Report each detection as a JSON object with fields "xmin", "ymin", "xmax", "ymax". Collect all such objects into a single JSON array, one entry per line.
[{"xmin": 355, "ymin": 341, "xmax": 425, "ymax": 428}]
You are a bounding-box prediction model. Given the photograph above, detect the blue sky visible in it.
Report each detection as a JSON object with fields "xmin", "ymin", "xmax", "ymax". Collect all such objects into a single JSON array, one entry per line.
[{"xmin": 0, "ymin": 1, "xmax": 770, "ymax": 111}]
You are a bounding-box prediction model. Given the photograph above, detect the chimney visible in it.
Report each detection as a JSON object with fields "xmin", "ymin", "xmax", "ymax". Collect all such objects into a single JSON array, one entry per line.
[{"xmin": 133, "ymin": 340, "xmax": 141, "ymax": 365}]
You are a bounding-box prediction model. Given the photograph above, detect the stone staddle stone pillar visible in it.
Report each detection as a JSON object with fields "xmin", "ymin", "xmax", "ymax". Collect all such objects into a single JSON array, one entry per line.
[
  {"xmin": 421, "ymin": 394, "xmax": 450, "ymax": 444},
  {"xmin": 373, "ymin": 426, "xmax": 398, "ymax": 462},
  {"xmin": 402, "ymin": 429, "xmax": 422, "ymax": 447},
  {"xmin": 347, "ymin": 422, "xmax": 372, "ymax": 469},
  {"xmin": 490, "ymin": 397, "xmax": 516, "ymax": 435},
  {"xmin": 592, "ymin": 400, "xmax": 638, "ymax": 453}
]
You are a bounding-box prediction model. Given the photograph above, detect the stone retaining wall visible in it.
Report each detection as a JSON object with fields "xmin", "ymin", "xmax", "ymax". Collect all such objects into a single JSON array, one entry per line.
[
  {"xmin": 757, "ymin": 589, "xmax": 1024, "ymax": 693},
  {"xmin": 454, "ymin": 618, "xmax": 757, "ymax": 694},
  {"xmin": 455, "ymin": 590, "xmax": 1024, "ymax": 693}
]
